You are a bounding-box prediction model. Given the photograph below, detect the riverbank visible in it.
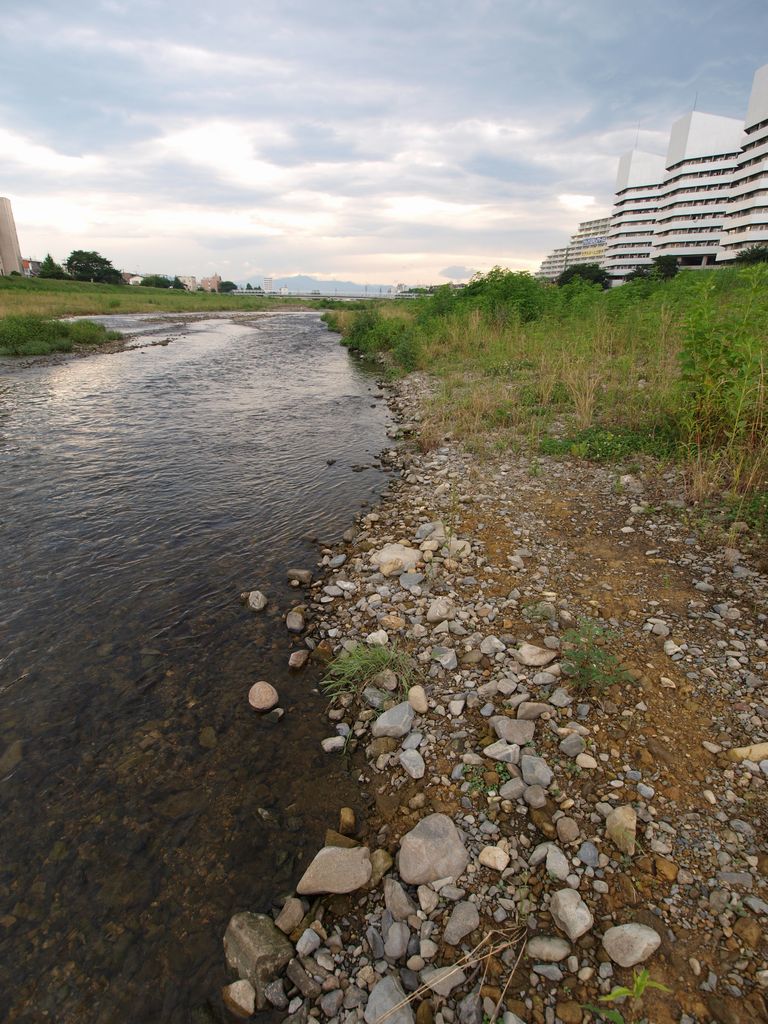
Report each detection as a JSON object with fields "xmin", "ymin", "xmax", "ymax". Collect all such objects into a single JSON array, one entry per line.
[{"xmin": 223, "ymin": 370, "xmax": 768, "ymax": 1024}]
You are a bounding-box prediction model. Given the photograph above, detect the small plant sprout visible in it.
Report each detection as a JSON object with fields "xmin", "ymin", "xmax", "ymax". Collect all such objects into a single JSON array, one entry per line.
[
  {"xmin": 561, "ymin": 618, "xmax": 633, "ymax": 695},
  {"xmin": 582, "ymin": 968, "xmax": 672, "ymax": 1023}
]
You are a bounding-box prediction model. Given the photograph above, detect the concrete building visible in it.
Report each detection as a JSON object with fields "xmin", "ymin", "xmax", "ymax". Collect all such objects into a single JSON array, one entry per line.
[
  {"xmin": 718, "ymin": 63, "xmax": 768, "ymax": 261},
  {"xmin": 200, "ymin": 274, "xmax": 221, "ymax": 292},
  {"xmin": 602, "ymin": 150, "xmax": 666, "ymax": 285},
  {"xmin": 263, "ymin": 275, "xmax": 274, "ymax": 293},
  {"xmin": 0, "ymin": 197, "xmax": 23, "ymax": 276},
  {"xmin": 536, "ymin": 217, "xmax": 610, "ymax": 281},
  {"xmin": 21, "ymin": 258, "xmax": 41, "ymax": 277},
  {"xmin": 178, "ymin": 275, "xmax": 198, "ymax": 291},
  {"xmin": 653, "ymin": 111, "xmax": 743, "ymax": 268}
]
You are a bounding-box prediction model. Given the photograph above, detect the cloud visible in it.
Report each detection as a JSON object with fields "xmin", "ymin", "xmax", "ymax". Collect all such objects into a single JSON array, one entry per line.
[{"xmin": 439, "ymin": 266, "xmax": 476, "ymax": 280}]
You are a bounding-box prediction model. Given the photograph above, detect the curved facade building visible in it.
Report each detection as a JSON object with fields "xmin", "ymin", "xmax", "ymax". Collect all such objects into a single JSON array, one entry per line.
[
  {"xmin": 719, "ymin": 64, "xmax": 768, "ymax": 260},
  {"xmin": 602, "ymin": 150, "xmax": 665, "ymax": 285},
  {"xmin": 0, "ymin": 197, "xmax": 23, "ymax": 277}
]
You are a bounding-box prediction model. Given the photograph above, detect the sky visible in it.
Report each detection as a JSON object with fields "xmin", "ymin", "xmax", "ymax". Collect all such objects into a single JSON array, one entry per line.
[{"xmin": 2, "ymin": 0, "xmax": 767, "ymax": 285}]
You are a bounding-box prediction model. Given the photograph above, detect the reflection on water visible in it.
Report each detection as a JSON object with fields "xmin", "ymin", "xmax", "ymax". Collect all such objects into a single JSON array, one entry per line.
[{"xmin": 0, "ymin": 313, "xmax": 391, "ymax": 1022}]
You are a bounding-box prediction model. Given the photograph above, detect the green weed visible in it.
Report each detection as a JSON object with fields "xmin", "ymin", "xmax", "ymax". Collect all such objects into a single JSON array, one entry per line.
[
  {"xmin": 561, "ymin": 619, "xmax": 633, "ymax": 695},
  {"xmin": 321, "ymin": 643, "xmax": 417, "ymax": 704}
]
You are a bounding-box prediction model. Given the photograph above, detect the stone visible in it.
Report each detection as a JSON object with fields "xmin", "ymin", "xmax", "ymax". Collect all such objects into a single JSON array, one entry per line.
[
  {"xmin": 223, "ymin": 912, "xmax": 293, "ymax": 1009},
  {"xmin": 339, "ymin": 806, "xmax": 356, "ymax": 834},
  {"xmin": 275, "ymin": 897, "xmax": 305, "ymax": 935},
  {"xmin": 521, "ymin": 754, "xmax": 553, "ymax": 788},
  {"xmin": 549, "ymin": 889, "xmax": 594, "ymax": 942},
  {"xmin": 559, "ymin": 733, "xmax": 586, "ymax": 757},
  {"xmin": 287, "ymin": 958, "xmax": 321, "ymax": 999},
  {"xmin": 491, "ymin": 717, "xmax": 535, "ymax": 745},
  {"xmin": 199, "ymin": 725, "xmax": 217, "ymax": 749},
  {"xmin": 367, "ymin": 629, "xmax": 389, "ymax": 646},
  {"xmin": 400, "ymin": 749, "xmax": 426, "ymax": 779},
  {"xmin": 606, "ymin": 804, "xmax": 637, "ymax": 856},
  {"xmin": 499, "ymin": 778, "xmax": 526, "ymax": 801},
  {"xmin": 427, "ymin": 597, "xmax": 455, "ymax": 623},
  {"xmin": 370, "ymin": 543, "xmax": 421, "ymax": 576},
  {"xmin": 372, "ymin": 702, "xmax": 415, "ymax": 738},
  {"xmin": 320, "ymin": 990, "xmax": 344, "ymax": 1017},
  {"xmin": 421, "ymin": 966, "xmax": 467, "ymax": 996},
  {"xmin": 384, "ymin": 878, "xmax": 416, "ymax": 921},
  {"xmin": 523, "ymin": 785, "xmax": 547, "ymax": 808},
  {"xmin": 288, "ymin": 649, "xmax": 309, "ymax": 670},
  {"xmin": 418, "ymin": 885, "xmax": 439, "ymax": 914},
  {"xmin": 364, "ymin": 975, "xmax": 414, "ymax": 1024},
  {"xmin": 526, "ymin": 936, "xmax": 571, "ymax": 962},
  {"xmin": 480, "ymin": 635, "xmax": 506, "ymax": 655},
  {"xmin": 286, "ymin": 609, "xmax": 305, "ymax": 632},
  {"xmin": 602, "ymin": 924, "xmax": 661, "ymax": 967},
  {"xmin": 728, "ymin": 741, "xmax": 768, "ymax": 762},
  {"xmin": 517, "ymin": 702, "xmax": 550, "ymax": 720},
  {"xmin": 444, "ymin": 901, "xmax": 480, "ymax": 944},
  {"xmin": 248, "ymin": 681, "xmax": 279, "ymax": 712},
  {"xmin": 479, "ymin": 845, "xmax": 510, "ymax": 872},
  {"xmin": 432, "ymin": 646, "xmax": 458, "ymax": 670},
  {"xmin": 575, "ymin": 753, "xmax": 598, "ymax": 769},
  {"xmin": 384, "ymin": 921, "xmax": 410, "ymax": 959},
  {"xmin": 457, "ymin": 990, "xmax": 483, "ymax": 1024},
  {"xmin": 246, "ymin": 590, "xmax": 268, "ymax": 612},
  {"xmin": 295, "ymin": 928, "xmax": 321, "ymax": 956},
  {"xmin": 484, "ymin": 740, "xmax": 520, "ymax": 764},
  {"xmin": 514, "ymin": 643, "xmax": 557, "ymax": 667},
  {"xmin": 556, "ymin": 817, "xmax": 580, "ymax": 844},
  {"xmin": 287, "ymin": 569, "xmax": 313, "ymax": 585},
  {"xmin": 222, "ymin": 979, "xmax": 257, "ymax": 1018},
  {"xmin": 369, "ymin": 848, "xmax": 394, "ymax": 886},
  {"xmin": 373, "ymin": 668, "xmax": 399, "ymax": 691},
  {"xmin": 398, "ymin": 813, "xmax": 469, "ymax": 884},
  {"xmin": 263, "ymin": 978, "xmax": 288, "ymax": 1010},
  {"xmin": 321, "ymin": 736, "xmax": 345, "ymax": 753},
  {"xmin": 296, "ymin": 846, "xmax": 372, "ymax": 894},
  {"xmin": 408, "ymin": 685, "xmax": 428, "ymax": 713}
]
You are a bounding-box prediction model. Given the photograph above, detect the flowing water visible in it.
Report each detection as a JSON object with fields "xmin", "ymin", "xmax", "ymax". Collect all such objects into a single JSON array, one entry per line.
[{"xmin": 0, "ymin": 312, "xmax": 392, "ymax": 1022}]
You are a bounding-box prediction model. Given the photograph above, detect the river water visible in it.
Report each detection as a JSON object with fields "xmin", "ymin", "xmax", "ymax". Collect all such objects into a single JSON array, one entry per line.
[{"xmin": 0, "ymin": 312, "xmax": 392, "ymax": 1022}]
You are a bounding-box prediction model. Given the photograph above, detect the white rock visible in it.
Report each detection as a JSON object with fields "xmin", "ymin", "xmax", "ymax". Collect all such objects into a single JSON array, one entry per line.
[
  {"xmin": 427, "ymin": 597, "xmax": 455, "ymax": 623},
  {"xmin": 248, "ymin": 681, "xmax": 279, "ymax": 712},
  {"xmin": 602, "ymin": 924, "xmax": 661, "ymax": 967},
  {"xmin": 246, "ymin": 591, "xmax": 268, "ymax": 612},
  {"xmin": 421, "ymin": 965, "xmax": 467, "ymax": 996},
  {"xmin": 549, "ymin": 889, "xmax": 594, "ymax": 941},
  {"xmin": 366, "ymin": 629, "xmax": 389, "ymax": 646},
  {"xmin": 372, "ymin": 702, "xmax": 414, "ymax": 738},
  {"xmin": 365, "ymin": 975, "xmax": 414, "ymax": 1024},
  {"xmin": 399, "ymin": 749, "xmax": 425, "ymax": 779},
  {"xmin": 514, "ymin": 643, "xmax": 557, "ymax": 667},
  {"xmin": 296, "ymin": 846, "xmax": 372, "ymax": 894},
  {"xmin": 398, "ymin": 813, "xmax": 469, "ymax": 884},
  {"xmin": 479, "ymin": 846, "xmax": 510, "ymax": 872},
  {"xmin": 408, "ymin": 684, "xmax": 428, "ymax": 713},
  {"xmin": 370, "ymin": 543, "xmax": 420, "ymax": 576},
  {"xmin": 526, "ymin": 936, "xmax": 571, "ymax": 963}
]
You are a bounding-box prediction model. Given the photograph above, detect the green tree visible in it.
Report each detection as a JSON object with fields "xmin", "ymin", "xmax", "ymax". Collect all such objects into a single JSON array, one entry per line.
[
  {"xmin": 37, "ymin": 253, "xmax": 68, "ymax": 280},
  {"xmin": 139, "ymin": 274, "xmax": 172, "ymax": 288},
  {"xmin": 649, "ymin": 255, "xmax": 679, "ymax": 280},
  {"xmin": 64, "ymin": 250, "xmax": 123, "ymax": 284},
  {"xmin": 735, "ymin": 244, "xmax": 768, "ymax": 264},
  {"xmin": 556, "ymin": 263, "xmax": 610, "ymax": 288},
  {"xmin": 219, "ymin": 280, "xmax": 238, "ymax": 293},
  {"xmin": 245, "ymin": 282, "xmax": 253, "ymax": 290},
  {"xmin": 171, "ymin": 277, "xmax": 186, "ymax": 290}
]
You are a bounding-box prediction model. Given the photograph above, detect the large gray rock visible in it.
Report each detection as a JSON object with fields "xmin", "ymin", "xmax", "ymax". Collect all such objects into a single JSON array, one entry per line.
[
  {"xmin": 421, "ymin": 965, "xmax": 467, "ymax": 996},
  {"xmin": 521, "ymin": 754, "xmax": 553, "ymax": 788},
  {"xmin": 223, "ymin": 912, "xmax": 293, "ymax": 1009},
  {"xmin": 427, "ymin": 597, "xmax": 454, "ymax": 623},
  {"xmin": 364, "ymin": 975, "xmax": 414, "ymax": 1024},
  {"xmin": 483, "ymin": 740, "xmax": 520, "ymax": 764},
  {"xmin": 602, "ymin": 923, "xmax": 661, "ymax": 967},
  {"xmin": 513, "ymin": 643, "xmax": 557, "ymax": 667},
  {"xmin": 526, "ymin": 936, "xmax": 571, "ymax": 962},
  {"xmin": 443, "ymin": 901, "xmax": 480, "ymax": 945},
  {"xmin": 492, "ymin": 717, "xmax": 535, "ymax": 745},
  {"xmin": 398, "ymin": 813, "xmax": 469, "ymax": 884},
  {"xmin": 370, "ymin": 543, "xmax": 420, "ymax": 576},
  {"xmin": 372, "ymin": 702, "xmax": 414, "ymax": 739},
  {"xmin": 549, "ymin": 889, "xmax": 594, "ymax": 941},
  {"xmin": 296, "ymin": 846, "xmax": 372, "ymax": 894},
  {"xmin": 384, "ymin": 878, "xmax": 416, "ymax": 920}
]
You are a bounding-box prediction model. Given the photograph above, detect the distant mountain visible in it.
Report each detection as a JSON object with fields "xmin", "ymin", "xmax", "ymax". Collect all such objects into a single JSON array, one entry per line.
[{"xmin": 237, "ymin": 274, "xmax": 395, "ymax": 295}]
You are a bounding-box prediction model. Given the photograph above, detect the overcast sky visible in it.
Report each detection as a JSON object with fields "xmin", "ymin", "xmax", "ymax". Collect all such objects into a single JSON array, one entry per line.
[{"xmin": 2, "ymin": 0, "xmax": 766, "ymax": 284}]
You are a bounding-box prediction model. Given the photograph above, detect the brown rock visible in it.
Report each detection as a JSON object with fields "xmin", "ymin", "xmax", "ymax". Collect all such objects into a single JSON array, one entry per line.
[
  {"xmin": 529, "ymin": 805, "xmax": 556, "ymax": 839},
  {"xmin": 733, "ymin": 915, "xmax": 762, "ymax": 949},
  {"xmin": 339, "ymin": 807, "xmax": 356, "ymax": 835},
  {"xmin": 556, "ymin": 1001, "xmax": 583, "ymax": 1024},
  {"xmin": 654, "ymin": 855, "xmax": 679, "ymax": 882},
  {"xmin": 248, "ymin": 681, "xmax": 279, "ymax": 712},
  {"xmin": 324, "ymin": 829, "xmax": 360, "ymax": 849},
  {"xmin": 416, "ymin": 1000, "xmax": 434, "ymax": 1024}
]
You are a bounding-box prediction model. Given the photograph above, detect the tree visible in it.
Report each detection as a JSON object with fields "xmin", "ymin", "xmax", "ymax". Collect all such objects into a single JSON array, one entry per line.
[
  {"xmin": 38, "ymin": 253, "xmax": 68, "ymax": 279},
  {"xmin": 139, "ymin": 274, "xmax": 172, "ymax": 288},
  {"xmin": 245, "ymin": 282, "xmax": 253, "ymax": 291},
  {"xmin": 649, "ymin": 255, "xmax": 679, "ymax": 280},
  {"xmin": 556, "ymin": 263, "xmax": 609, "ymax": 288},
  {"xmin": 171, "ymin": 277, "xmax": 185, "ymax": 290},
  {"xmin": 735, "ymin": 244, "xmax": 768, "ymax": 264},
  {"xmin": 219, "ymin": 280, "xmax": 238, "ymax": 293},
  {"xmin": 64, "ymin": 250, "xmax": 123, "ymax": 284}
]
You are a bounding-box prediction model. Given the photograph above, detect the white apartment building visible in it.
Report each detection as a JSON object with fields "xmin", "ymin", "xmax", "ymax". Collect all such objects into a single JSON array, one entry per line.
[
  {"xmin": 653, "ymin": 111, "xmax": 743, "ymax": 268},
  {"xmin": 178, "ymin": 275, "xmax": 198, "ymax": 291},
  {"xmin": 263, "ymin": 276, "xmax": 274, "ymax": 292},
  {"xmin": 0, "ymin": 197, "xmax": 23, "ymax": 276},
  {"xmin": 536, "ymin": 218, "xmax": 610, "ymax": 281},
  {"xmin": 602, "ymin": 150, "xmax": 666, "ymax": 285},
  {"xmin": 718, "ymin": 63, "xmax": 768, "ymax": 260}
]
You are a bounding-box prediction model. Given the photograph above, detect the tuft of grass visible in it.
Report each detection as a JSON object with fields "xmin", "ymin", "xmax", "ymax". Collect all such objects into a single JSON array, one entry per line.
[
  {"xmin": 539, "ymin": 425, "xmax": 678, "ymax": 463},
  {"xmin": 0, "ymin": 314, "xmax": 121, "ymax": 356},
  {"xmin": 321, "ymin": 643, "xmax": 418, "ymax": 704},
  {"xmin": 561, "ymin": 619, "xmax": 633, "ymax": 696}
]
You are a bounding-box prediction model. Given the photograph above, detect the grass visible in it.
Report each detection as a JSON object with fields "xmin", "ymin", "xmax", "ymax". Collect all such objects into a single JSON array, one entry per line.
[
  {"xmin": 324, "ymin": 266, "xmax": 768, "ymax": 533},
  {"xmin": 0, "ymin": 314, "xmax": 122, "ymax": 356},
  {"xmin": 559, "ymin": 619, "xmax": 633, "ymax": 696},
  {"xmin": 321, "ymin": 643, "xmax": 418, "ymax": 704},
  {"xmin": 0, "ymin": 274, "xmax": 352, "ymax": 318}
]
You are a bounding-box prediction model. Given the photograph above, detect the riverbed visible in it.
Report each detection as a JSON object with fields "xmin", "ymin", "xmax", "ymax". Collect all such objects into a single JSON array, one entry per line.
[{"xmin": 0, "ymin": 312, "xmax": 392, "ymax": 1022}]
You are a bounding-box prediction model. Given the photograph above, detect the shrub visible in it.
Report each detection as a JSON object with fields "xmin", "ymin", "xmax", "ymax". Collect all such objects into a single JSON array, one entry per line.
[{"xmin": 0, "ymin": 315, "xmax": 120, "ymax": 356}]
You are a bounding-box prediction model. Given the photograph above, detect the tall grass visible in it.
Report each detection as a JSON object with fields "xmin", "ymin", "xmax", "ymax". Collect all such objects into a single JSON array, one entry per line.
[
  {"xmin": 0, "ymin": 315, "xmax": 121, "ymax": 356},
  {"xmin": 324, "ymin": 267, "xmax": 768, "ymax": 531}
]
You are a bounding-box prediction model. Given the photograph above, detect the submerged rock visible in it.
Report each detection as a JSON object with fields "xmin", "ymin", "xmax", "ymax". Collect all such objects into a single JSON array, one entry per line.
[
  {"xmin": 248, "ymin": 681, "xmax": 279, "ymax": 712},
  {"xmin": 223, "ymin": 912, "xmax": 293, "ymax": 1009}
]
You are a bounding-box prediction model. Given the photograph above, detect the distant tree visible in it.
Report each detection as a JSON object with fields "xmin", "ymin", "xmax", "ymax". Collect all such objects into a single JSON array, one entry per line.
[
  {"xmin": 735, "ymin": 244, "xmax": 768, "ymax": 264},
  {"xmin": 219, "ymin": 280, "xmax": 238, "ymax": 293},
  {"xmin": 171, "ymin": 277, "xmax": 185, "ymax": 290},
  {"xmin": 139, "ymin": 274, "xmax": 172, "ymax": 288},
  {"xmin": 245, "ymin": 282, "xmax": 253, "ymax": 291},
  {"xmin": 556, "ymin": 263, "xmax": 609, "ymax": 288},
  {"xmin": 38, "ymin": 253, "xmax": 68, "ymax": 279},
  {"xmin": 253, "ymin": 285, "xmax": 263, "ymax": 292},
  {"xmin": 649, "ymin": 255, "xmax": 679, "ymax": 280},
  {"xmin": 623, "ymin": 267, "xmax": 649, "ymax": 283},
  {"xmin": 64, "ymin": 250, "xmax": 123, "ymax": 285}
]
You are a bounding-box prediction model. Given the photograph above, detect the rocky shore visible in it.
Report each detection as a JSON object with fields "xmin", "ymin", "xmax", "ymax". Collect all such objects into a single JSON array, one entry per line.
[{"xmin": 225, "ymin": 373, "xmax": 767, "ymax": 1024}]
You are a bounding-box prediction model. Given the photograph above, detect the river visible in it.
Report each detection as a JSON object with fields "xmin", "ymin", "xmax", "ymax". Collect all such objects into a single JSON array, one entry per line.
[{"xmin": 0, "ymin": 311, "xmax": 392, "ymax": 1022}]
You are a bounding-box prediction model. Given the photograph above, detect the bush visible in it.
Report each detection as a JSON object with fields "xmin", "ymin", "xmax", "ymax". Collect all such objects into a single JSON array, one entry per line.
[{"xmin": 0, "ymin": 315, "xmax": 120, "ymax": 356}]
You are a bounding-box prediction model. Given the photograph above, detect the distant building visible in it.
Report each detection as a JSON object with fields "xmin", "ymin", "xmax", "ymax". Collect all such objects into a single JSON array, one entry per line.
[
  {"xmin": 200, "ymin": 274, "xmax": 221, "ymax": 292},
  {"xmin": 263, "ymin": 276, "xmax": 274, "ymax": 292},
  {"xmin": 0, "ymin": 197, "xmax": 23, "ymax": 276},
  {"xmin": 602, "ymin": 150, "xmax": 666, "ymax": 285},
  {"xmin": 128, "ymin": 276, "xmax": 143, "ymax": 286},
  {"xmin": 21, "ymin": 258, "xmax": 41, "ymax": 277},
  {"xmin": 178, "ymin": 275, "xmax": 197, "ymax": 291},
  {"xmin": 536, "ymin": 217, "xmax": 610, "ymax": 281}
]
